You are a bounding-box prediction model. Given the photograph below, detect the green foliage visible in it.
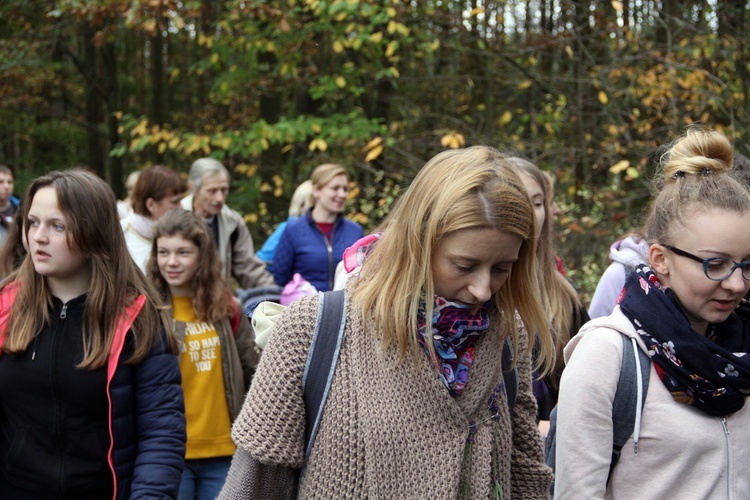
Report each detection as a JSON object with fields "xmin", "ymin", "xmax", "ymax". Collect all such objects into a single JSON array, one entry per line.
[{"xmin": 2, "ymin": 0, "xmax": 750, "ymax": 303}]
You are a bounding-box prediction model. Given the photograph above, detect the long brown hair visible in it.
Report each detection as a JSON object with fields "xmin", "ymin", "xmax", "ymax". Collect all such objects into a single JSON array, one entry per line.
[
  {"xmin": 148, "ymin": 209, "xmax": 234, "ymax": 324},
  {"xmin": 2, "ymin": 169, "xmax": 171, "ymax": 368}
]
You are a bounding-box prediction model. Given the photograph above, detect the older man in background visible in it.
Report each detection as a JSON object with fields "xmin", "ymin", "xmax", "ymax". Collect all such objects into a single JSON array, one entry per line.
[{"xmin": 181, "ymin": 158, "xmax": 275, "ymax": 290}]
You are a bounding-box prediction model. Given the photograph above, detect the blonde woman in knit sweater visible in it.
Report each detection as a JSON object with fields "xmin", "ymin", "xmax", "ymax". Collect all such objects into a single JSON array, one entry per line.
[{"xmin": 220, "ymin": 146, "xmax": 555, "ymax": 499}]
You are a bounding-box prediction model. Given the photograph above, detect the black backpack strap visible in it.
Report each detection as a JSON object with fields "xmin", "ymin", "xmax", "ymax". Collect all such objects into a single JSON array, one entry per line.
[
  {"xmin": 301, "ymin": 289, "xmax": 346, "ymax": 461},
  {"xmin": 609, "ymin": 335, "xmax": 650, "ymax": 481},
  {"xmin": 501, "ymin": 338, "xmax": 518, "ymax": 414}
]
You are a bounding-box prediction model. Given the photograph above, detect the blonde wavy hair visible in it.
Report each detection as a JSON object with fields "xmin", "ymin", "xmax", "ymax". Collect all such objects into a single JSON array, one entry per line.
[{"xmin": 352, "ymin": 146, "xmax": 554, "ymax": 372}]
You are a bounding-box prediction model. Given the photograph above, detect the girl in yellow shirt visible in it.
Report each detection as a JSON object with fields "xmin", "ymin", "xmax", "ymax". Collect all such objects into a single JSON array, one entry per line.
[{"xmin": 148, "ymin": 209, "xmax": 259, "ymax": 500}]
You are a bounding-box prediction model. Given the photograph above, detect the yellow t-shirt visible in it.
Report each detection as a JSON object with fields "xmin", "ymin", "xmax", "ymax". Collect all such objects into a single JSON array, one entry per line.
[{"xmin": 172, "ymin": 296, "xmax": 235, "ymax": 459}]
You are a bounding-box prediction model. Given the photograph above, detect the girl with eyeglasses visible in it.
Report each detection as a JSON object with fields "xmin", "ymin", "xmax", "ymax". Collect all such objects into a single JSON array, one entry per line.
[{"xmin": 554, "ymin": 127, "xmax": 750, "ymax": 498}]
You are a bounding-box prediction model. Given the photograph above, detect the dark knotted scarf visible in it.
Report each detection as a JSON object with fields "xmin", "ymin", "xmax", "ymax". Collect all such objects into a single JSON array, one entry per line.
[{"xmin": 618, "ymin": 264, "xmax": 750, "ymax": 416}]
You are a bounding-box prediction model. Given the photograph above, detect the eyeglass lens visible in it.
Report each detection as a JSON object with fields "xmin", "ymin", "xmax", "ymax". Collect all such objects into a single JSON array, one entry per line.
[{"xmin": 704, "ymin": 258, "xmax": 750, "ymax": 281}]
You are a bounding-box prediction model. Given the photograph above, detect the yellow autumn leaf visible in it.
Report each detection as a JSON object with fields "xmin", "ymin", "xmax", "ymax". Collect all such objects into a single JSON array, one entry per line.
[
  {"xmin": 499, "ymin": 110, "xmax": 513, "ymax": 125},
  {"xmin": 598, "ymin": 91, "xmax": 609, "ymax": 104},
  {"xmin": 387, "ymin": 6, "xmax": 396, "ymax": 17},
  {"xmin": 370, "ymin": 32, "xmax": 383, "ymax": 43},
  {"xmin": 132, "ymin": 119, "xmax": 148, "ymax": 137},
  {"xmin": 157, "ymin": 142, "xmax": 166, "ymax": 154},
  {"xmin": 335, "ymin": 76, "xmax": 346, "ymax": 88},
  {"xmin": 364, "ymin": 145, "xmax": 383, "ymax": 163},
  {"xmin": 518, "ymin": 80, "xmax": 532, "ymax": 90},
  {"xmin": 244, "ymin": 213, "xmax": 258, "ymax": 224},
  {"xmin": 362, "ymin": 137, "xmax": 383, "ymax": 151},
  {"xmin": 312, "ymin": 123, "xmax": 322, "ymax": 134},
  {"xmin": 565, "ymin": 45, "xmax": 574, "ymax": 58},
  {"xmin": 168, "ymin": 137, "xmax": 181, "ymax": 149},
  {"xmin": 612, "ymin": 0, "xmax": 623, "ymax": 12},
  {"xmin": 309, "ymin": 138, "xmax": 328, "ymax": 151},
  {"xmin": 333, "ymin": 40, "xmax": 344, "ymax": 53},
  {"xmin": 625, "ymin": 167, "xmax": 641, "ymax": 180},
  {"xmin": 609, "ymin": 160, "xmax": 629, "ymax": 174},
  {"xmin": 211, "ymin": 53, "xmax": 219, "ymax": 65},
  {"xmin": 440, "ymin": 133, "xmax": 465, "ymax": 149},
  {"xmin": 469, "ymin": 8, "xmax": 484, "ymax": 16},
  {"xmin": 184, "ymin": 137, "xmax": 202, "ymax": 155},
  {"xmin": 385, "ymin": 41, "xmax": 398, "ymax": 57}
]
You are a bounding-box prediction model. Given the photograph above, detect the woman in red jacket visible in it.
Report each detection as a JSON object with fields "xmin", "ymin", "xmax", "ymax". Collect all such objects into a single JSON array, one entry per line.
[{"xmin": 0, "ymin": 169, "xmax": 185, "ymax": 499}]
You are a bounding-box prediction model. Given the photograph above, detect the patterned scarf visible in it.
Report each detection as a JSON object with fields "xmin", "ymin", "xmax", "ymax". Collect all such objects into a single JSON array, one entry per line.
[
  {"xmin": 342, "ymin": 234, "xmax": 491, "ymax": 397},
  {"xmin": 618, "ymin": 264, "xmax": 750, "ymax": 416},
  {"xmin": 417, "ymin": 295, "xmax": 491, "ymax": 397}
]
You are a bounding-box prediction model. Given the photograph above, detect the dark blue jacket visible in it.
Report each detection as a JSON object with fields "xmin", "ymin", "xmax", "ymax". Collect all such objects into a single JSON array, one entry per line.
[
  {"xmin": 272, "ymin": 210, "xmax": 363, "ymax": 292},
  {"xmin": 0, "ymin": 285, "xmax": 186, "ymax": 499}
]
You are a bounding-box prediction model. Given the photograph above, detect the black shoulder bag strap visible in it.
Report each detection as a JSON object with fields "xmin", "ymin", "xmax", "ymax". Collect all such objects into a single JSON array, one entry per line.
[{"xmin": 301, "ymin": 289, "xmax": 347, "ymax": 461}]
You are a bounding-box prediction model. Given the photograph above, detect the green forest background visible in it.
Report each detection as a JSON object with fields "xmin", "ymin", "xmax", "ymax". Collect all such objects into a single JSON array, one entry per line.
[{"xmin": 2, "ymin": 0, "xmax": 749, "ymax": 303}]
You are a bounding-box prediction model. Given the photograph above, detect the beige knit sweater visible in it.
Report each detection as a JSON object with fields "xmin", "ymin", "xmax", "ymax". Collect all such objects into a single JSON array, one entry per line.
[{"xmin": 225, "ymin": 291, "xmax": 552, "ymax": 499}]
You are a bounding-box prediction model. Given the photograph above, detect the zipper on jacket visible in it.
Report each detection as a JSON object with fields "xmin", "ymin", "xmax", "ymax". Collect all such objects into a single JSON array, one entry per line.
[
  {"xmin": 52, "ymin": 300, "xmax": 68, "ymax": 492},
  {"xmin": 315, "ymin": 222, "xmax": 335, "ymax": 291},
  {"xmin": 325, "ymin": 236, "xmax": 333, "ymax": 290},
  {"xmin": 32, "ymin": 304, "xmax": 69, "ymax": 360},
  {"xmin": 720, "ymin": 417, "xmax": 731, "ymax": 499}
]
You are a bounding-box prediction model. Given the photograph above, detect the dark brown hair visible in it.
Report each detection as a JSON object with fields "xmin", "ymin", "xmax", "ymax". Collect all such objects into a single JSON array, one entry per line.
[{"xmin": 3, "ymin": 169, "xmax": 172, "ymax": 368}]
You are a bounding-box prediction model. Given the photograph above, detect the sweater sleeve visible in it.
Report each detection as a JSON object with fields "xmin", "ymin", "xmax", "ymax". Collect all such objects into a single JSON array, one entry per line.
[
  {"xmin": 217, "ymin": 447, "xmax": 298, "ymax": 500},
  {"xmin": 129, "ymin": 330, "xmax": 187, "ymax": 498},
  {"xmin": 554, "ymin": 328, "xmax": 623, "ymax": 499},
  {"xmin": 509, "ymin": 327, "xmax": 554, "ymax": 499},
  {"xmin": 230, "ymin": 221, "xmax": 276, "ymax": 290},
  {"xmin": 229, "ymin": 295, "xmax": 319, "ymax": 468},
  {"xmin": 271, "ymin": 224, "xmax": 296, "ymax": 288}
]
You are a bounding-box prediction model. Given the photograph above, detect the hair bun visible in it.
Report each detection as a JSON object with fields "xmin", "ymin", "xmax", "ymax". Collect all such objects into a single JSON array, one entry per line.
[{"xmin": 661, "ymin": 128, "xmax": 732, "ymax": 184}]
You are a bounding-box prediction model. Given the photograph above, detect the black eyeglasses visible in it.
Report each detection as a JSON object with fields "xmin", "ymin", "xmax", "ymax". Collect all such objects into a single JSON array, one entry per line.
[{"xmin": 663, "ymin": 245, "xmax": 750, "ymax": 282}]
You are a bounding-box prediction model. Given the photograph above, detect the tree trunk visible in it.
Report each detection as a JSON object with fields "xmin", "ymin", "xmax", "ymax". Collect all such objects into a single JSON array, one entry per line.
[{"xmin": 82, "ymin": 24, "xmax": 105, "ymax": 177}]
